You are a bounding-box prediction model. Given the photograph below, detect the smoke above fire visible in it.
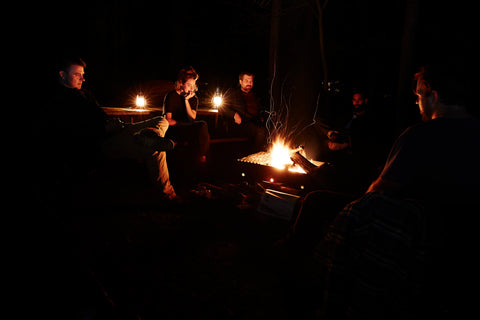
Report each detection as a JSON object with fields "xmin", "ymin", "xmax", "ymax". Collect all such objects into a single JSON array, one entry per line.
[{"xmin": 264, "ymin": 61, "xmax": 321, "ymax": 148}]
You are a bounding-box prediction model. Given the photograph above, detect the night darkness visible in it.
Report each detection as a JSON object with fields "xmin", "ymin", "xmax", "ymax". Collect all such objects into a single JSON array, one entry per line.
[
  {"xmin": 25, "ymin": 1, "xmax": 476, "ymax": 318},
  {"xmin": 31, "ymin": 0, "xmax": 473, "ymax": 130}
]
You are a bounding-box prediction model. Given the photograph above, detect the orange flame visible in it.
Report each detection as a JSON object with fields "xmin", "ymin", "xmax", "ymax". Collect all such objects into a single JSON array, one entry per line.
[
  {"xmin": 270, "ymin": 138, "xmax": 293, "ymax": 169},
  {"xmin": 269, "ymin": 137, "xmax": 306, "ymax": 173}
]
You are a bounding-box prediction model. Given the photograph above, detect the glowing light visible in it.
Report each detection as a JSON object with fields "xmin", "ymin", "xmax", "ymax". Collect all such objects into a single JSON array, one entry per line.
[
  {"xmin": 238, "ymin": 137, "xmax": 319, "ymax": 175},
  {"xmin": 136, "ymin": 95, "xmax": 147, "ymax": 108},
  {"xmin": 269, "ymin": 137, "xmax": 306, "ymax": 173},
  {"xmin": 212, "ymin": 95, "xmax": 223, "ymax": 108},
  {"xmin": 270, "ymin": 138, "xmax": 294, "ymax": 170},
  {"xmin": 270, "ymin": 178, "xmax": 274, "ymax": 183}
]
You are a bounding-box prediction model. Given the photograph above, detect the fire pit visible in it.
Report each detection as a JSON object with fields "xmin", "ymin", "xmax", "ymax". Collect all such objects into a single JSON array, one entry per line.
[
  {"xmin": 234, "ymin": 139, "xmax": 324, "ymax": 220},
  {"xmin": 237, "ymin": 138, "xmax": 324, "ymax": 192}
]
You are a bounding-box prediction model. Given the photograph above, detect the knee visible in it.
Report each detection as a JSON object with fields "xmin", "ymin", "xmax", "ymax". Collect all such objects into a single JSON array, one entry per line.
[{"xmin": 156, "ymin": 117, "xmax": 169, "ymax": 136}]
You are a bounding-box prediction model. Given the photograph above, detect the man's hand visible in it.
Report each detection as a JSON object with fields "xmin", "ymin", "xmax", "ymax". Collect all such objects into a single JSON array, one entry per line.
[
  {"xmin": 327, "ymin": 130, "xmax": 349, "ymax": 150},
  {"xmin": 328, "ymin": 141, "xmax": 349, "ymax": 151},
  {"xmin": 234, "ymin": 112, "xmax": 242, "ymax": 124}
]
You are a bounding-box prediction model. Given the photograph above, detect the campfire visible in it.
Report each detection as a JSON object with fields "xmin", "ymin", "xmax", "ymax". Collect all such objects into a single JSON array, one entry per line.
[{"xmin": 238, "ymin": 137, "xmax": 323, "ymax": 175}]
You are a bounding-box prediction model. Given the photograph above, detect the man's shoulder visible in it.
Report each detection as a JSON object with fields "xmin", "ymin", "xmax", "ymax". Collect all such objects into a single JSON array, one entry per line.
[
  {"xmin": 225, "ymin": 87, "xmax": 244, "ymax": 106},
  {"xmin": 47, "ymin": 86, "xmax": 101, "ymax": 113},
  {"xmin": 46, "ymin": 85, "xmax": 74, "ymax": 107},
  {"xmin": 397, "ymin": 117, "xmax": 480, "ymax": 151},
  {"xmin": 229, "ymin": 87, "xmax": 243, "ymax": 97},
  {"xmin": 406, "ymin": 116, "xmax": 480, "ymax": 135},
  {"xmin": 49, "ymin": 85, "xmax": 87, "ymax": 100},
  {"xmin": 400, "ymin": 119, "xmax": 441, "ymax": 138}
]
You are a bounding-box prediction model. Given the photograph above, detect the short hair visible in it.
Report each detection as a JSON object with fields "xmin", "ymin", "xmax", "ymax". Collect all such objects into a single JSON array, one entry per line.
[
  {"xmin": 239, "ymin": 71, "xmax": 255, "ymax": 81},
  {"xmin": 414, "ymin": 61, "xmax": 468, "ymax": 107},
  {"xmin": 174, "ymin": 66, "xmax": 199, "ymax": 90},
  {"xmin": 352, "ymin": 88, "xmax": 367, "ymax": 99},
  {"xmin": 56, "ymin": 56, "xmax": 86, "ymax": 72}
]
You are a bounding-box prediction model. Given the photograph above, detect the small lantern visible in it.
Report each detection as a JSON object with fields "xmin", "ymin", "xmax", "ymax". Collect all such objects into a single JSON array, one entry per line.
[
  {"xmin": 212, "ymin": 96, "xmax": 222, "ymax": 108},
  {"xmin": 212, "ymin": 88, "xmax": 223, "ymax": 108},
  {"xmin": 136, "ymin": 95, "xmax": 147, "ymax": 108}
]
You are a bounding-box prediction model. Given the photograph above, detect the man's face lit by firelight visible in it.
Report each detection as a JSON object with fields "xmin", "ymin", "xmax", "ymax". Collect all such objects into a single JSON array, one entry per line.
[
  {"xmin": 352, "ymin": 93, "xmax": 367, "ymax": 116},
  {"xmin": 415, "ymin": 75, "xmax": 435, "ymax": 121},
  {"xmin": 239, "ymin": 74, "xmax": 254, "ymax": 93},
  {"xmin": 352, "ymin": 93, "xmax": 366, "ymax": 107},
  {"xmin": 60, "ymin": 64, "xmax": 85, "ymax": 90}
]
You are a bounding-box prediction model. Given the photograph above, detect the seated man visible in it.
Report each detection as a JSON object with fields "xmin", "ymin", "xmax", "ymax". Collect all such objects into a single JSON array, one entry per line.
[
  {"xmin": 325, "ymin": 90, "xmax": 392, "ymax": 191},
  {"xmin": 288, "ymin": 91, "xmax": 393, "ymax": 247},
  {"xmin": 317, "ymin": 62, "xmax": 480, "ymax": 319},
  {"xmin": 223, "ymin": 71, "xmax": 268, "ymax": 153},
  {"xmin": 366, "ymin": 64, "xmax": 479, "ymax": 205},
  {"xmin": 42, "ymin": 56, "xmax": 177, "ymax": 201}
]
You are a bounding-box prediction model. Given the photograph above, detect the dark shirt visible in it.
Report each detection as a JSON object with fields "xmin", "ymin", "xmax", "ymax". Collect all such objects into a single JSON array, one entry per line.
[
  {"xmin": 317, "ymin": 118, "xmax": 480, "ymax": 318},
  {"xmin": 225, "ymin": 87, "xmax": 264, "ymax": 124},
  {"xmin": 44, "ymin": 85, "xmax": 108, "ymax": 172},
  {"xmin": 163, "ymin": 90, "xmax": 198, "ymax": 124},
  {"xmin": 37, "ymin": 85, "xmax": 117, "ymax": 181},
  {"xmin": 378, "ymin": 116, "xmax": 480, "ymax": 204},
  {"xmin": 349, "ymin": 112, "xmax": 391, "ymax": 174},
  {"xmin": 245, "ymin": 91, "xmax": 260, "ymax": 118}
]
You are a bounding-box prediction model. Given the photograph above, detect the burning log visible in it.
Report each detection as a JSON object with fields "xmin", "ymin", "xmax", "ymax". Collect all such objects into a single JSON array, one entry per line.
[
  {"xmin": 238, "ymin": 139, "xmax": 323, "ymax": 174},
  {"xmin": 290, "ymin": 151, "xmax": 318, "ymax": 174}
]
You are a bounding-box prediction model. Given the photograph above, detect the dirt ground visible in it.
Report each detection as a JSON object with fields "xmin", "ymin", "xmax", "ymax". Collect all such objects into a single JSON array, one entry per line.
[{"xmin": 28, "ymin": 142, "xmax": 324, "ymax": 319}]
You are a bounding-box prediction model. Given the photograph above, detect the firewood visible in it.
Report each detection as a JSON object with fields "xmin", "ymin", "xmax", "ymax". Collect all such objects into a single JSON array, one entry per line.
[{"xmin": 290, "ymin": 151, "xmax": 317, "ymax": 173}]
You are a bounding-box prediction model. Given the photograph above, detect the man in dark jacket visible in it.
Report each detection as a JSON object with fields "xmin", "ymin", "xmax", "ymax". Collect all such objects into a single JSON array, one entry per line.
[
  {"xmin": 43, "ymin": 57, "xmax": 177, "ymax": 200},
  {"xmin": 318, "ymin": 62, "xmax": 479, "ymax": 319},
  {"xmin": 224, "ymin": 71, "xmax": 267, "ymax": 153}
]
